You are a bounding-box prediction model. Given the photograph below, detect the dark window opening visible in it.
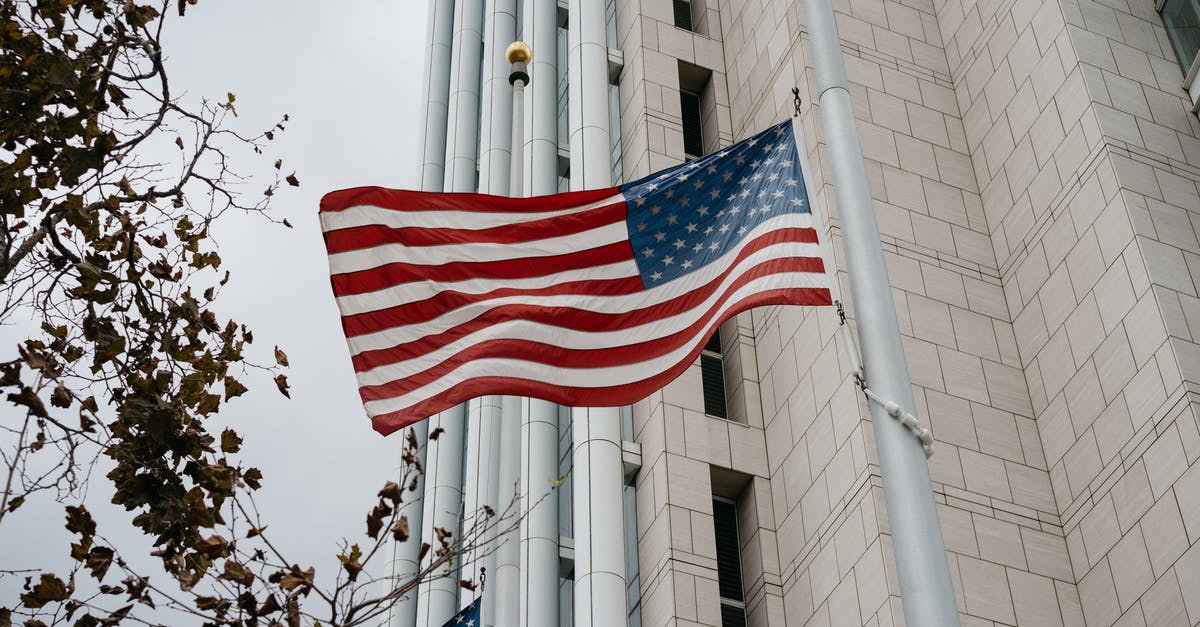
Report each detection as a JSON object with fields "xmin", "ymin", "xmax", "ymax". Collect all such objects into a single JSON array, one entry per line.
[
  {"xmin": 673, "ymin": 0, "xmax": 693, "ymax": 30},
  {"xmin": 713, "ymin": 498, "xmax": 746, "ymax": 627},
  {"xmin": 701, "ymin": 329, "xmax": 727, "ymax": 419},
  {"xmin": 680, "ymin": 90, "xmax": 704, "ymax": 158}
]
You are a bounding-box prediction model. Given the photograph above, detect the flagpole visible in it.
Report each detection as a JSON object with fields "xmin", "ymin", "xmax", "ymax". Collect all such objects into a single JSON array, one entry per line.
[{"xmin": 803, "ymin": 0, "xmax": 960, "ymax": 624}]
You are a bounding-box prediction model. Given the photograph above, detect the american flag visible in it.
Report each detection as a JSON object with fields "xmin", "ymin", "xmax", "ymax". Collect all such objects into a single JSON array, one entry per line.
[
  {"xmin": 320, "ymin": 119, "xmax": 832, "ymax": 434},
  {"xmin": 440, "ymin": 596, "xmax": 480, "ymax": 627}
]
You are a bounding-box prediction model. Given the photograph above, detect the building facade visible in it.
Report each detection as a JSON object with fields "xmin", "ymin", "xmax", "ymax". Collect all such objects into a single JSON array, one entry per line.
[{"xmin": 391, "ymin": 0, "xmax": 1200, "ymax": 625}]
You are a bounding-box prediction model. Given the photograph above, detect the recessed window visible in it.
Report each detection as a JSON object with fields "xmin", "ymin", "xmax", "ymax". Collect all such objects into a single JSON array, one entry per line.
[
  {"xmin": 1158, "ymin": 0, "xmax": 1200, "ymax": 110},
  {"xmin": 678, "ymin": 60, "xmax": 715, "ymax": 159},
  {"xmin": 681, "ymin": 90, "xmax": 704, "ymax": 159},
  {"xmin": 1161, "ymin": 0, "xmax": 1200, "ymax": 71},
  {"xmin": 701, "ymin": 330, "xmax": 727, "ymax": 419},
  {"xmin": 673, "ymin": 0, "xmax": 693, "ymax": 30},
  {"xmin": 713, "ymin": 498, "xmax": 746, "ymax": 627}
]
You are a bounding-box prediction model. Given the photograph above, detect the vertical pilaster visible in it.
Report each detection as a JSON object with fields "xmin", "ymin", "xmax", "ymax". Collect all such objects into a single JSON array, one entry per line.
[
  {"xmin": 524, "ymin": 0, "xmax": 559, "ymax": 196},
  {"xmin": 417, "ymin": 0, "xmax": 456, "ymax": 192},
  {"xmin": 384, "ymin": 425, "xmax": 427, "ymax": 627},
  {"xmin": 414, "ymin": 405, "xmax": 468, "ymax": 627},
  {"xmin": 494, "ymin": 396, "xmax": 522, "ymax": 627},
  {"xmin": 391, "ymin": 2, "xmax": 455, "ymax": 625},
  {"xmin": 478, "ymin": 0, "xmax": 516, "ymax": 195},
  {"xmin": 568, "ymin": 4, "xmax": 627, "ymax": 622},
  {"xmin": 520, "ymin": 398, "xmax": 560, "ymax": 626},
  {"xmin": 443, "ymin": 0, "xmax": 484, "ymax": 192}
]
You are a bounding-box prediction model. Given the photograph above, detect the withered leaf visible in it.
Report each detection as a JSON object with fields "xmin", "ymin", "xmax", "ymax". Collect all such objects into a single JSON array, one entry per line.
[
  {"xmin": 273, "ymin": 346, "xmax": 289, "ymax": 367},
  {"xmin": 274, "ymin": 374, "xmax": 290, "ymax": 398},
  {"xmin": 392, "ymin": 515, "xmax": 410, "ymax": 542},
  {"xmin": 285, "ymin": 173, "xmax": 299, "ymax": 187},
  {"xmin": 378, "ymin": 481, "xmax": 403, "ymax": 504}
]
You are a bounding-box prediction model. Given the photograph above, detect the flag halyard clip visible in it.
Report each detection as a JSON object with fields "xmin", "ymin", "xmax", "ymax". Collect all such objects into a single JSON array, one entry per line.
[
  {"xmin": 834, "ymin": 300, "xmax": 933, "ymax": 458},
  {"xmin": 792, "ymin": 87, "xmax": 803, "ymax": 117}
]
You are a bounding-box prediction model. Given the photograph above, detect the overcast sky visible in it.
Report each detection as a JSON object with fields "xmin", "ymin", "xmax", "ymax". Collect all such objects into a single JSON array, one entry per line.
[{"xmin": 1, "ymin": 0, "xmax": 431, "ymax": 616}]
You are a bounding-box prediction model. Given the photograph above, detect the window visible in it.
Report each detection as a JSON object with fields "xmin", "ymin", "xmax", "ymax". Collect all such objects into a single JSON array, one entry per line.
[
  {"xmin": 673, "ymin": 0, "xmax": 693, "ymax": 30},
  {"xmin": 712, "ymin": 498, "xmax": 746, "ymax": 627},
  {"xmin": 678, "ymin": 60, "xmax": 715, "ymax": 159},
  {"xmin": 680, "ymin": 90, "xmax": 704, "ymax": 159},
  {"xmin": 1162, "ymin": 0, "xmax": 1200, "ymax": 71},
  {"xmin": 1159, "ymin": 0, "xmax": 1200, "ymax": 111},
  {"xmin": 701, "ymin": 330, "xmax": 727, "ymax": 419}
]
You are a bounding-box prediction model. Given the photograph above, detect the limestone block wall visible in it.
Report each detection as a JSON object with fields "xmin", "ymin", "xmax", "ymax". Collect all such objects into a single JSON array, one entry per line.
[
  {"xmin": 939, "ymin": 0, "xmax": 1200, "ymax": 622},
  {"xmin": 609, "ymin": 0, "xmax": 1200, "ymax": 623}
]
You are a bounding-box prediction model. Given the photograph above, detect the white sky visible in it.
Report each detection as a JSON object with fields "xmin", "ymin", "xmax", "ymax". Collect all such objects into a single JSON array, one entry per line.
[{"xmin": 1, "ymin": 0, "xmax": 431, "ymax": 616}]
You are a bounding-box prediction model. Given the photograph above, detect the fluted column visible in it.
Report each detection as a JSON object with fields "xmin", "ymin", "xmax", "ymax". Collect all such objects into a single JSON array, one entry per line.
[
  {"xmin": 478, "ymin": 0, "xmax": 517, "ymax": 195},
  {"xmin": 567, "ymin": 0, "xmax": 628, "ymax": 624},
  {"xmin": 520, "ymin": 397, "xmax": 560, "ymax": 626},
  {"xmin": 443, "ymin": 0, "xmax": 484, "ymax": 192},
  {"xmin": 385, "ymin": 426, "xmax": 427, "ymax": 627},
  {"xmin": 390, "ymin": 2, "xmax": 455, "ymax": 625},
  {"xmin": 462, "ymin": 4, "xmax": 516, "ymax": 620},
  {"xmin": 417, "ymin": 0, "xmax": 456, "ymax": 190},
  {"xmin": 524, "ymin": 0, "xmax": 559, "ymax": 196},
  {"xmin": 414, "ymin": 405, "xmax": 467, "ymax": 627},
  {"xmin": 417, "ymin": 0, "xmax": 483, "ymax": 623},
  {"xmin": 493, "ymin": 396, "xmax": 522, "ymax": 627}
]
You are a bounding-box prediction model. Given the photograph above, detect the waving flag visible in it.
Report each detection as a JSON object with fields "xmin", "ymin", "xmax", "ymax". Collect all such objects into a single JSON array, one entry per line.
[
  {"xmin": 320, "ymin": 120, "xmax": 832, "ymax": 434},
  {"xmin": 440, "ymin": 597, "xmax": 480, "ymax": 627}
]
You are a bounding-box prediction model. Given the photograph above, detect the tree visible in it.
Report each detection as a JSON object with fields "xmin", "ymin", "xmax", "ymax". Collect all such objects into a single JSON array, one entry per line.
[{"xmin": 0, "ymin": 1, "xmax": 506, "ymax": 624}]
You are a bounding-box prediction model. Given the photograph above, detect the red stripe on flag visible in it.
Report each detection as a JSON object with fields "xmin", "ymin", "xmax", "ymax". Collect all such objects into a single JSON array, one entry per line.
[
  {"xmin": 323, "ymin": 201, "xmax": 627, "ymax": 254},
  {"xmin": 339, "ymin": 276, "xmax": 647, "ymax": 337},
  {"xmin": 337, "ymin": 227, "xmax": 819, "ymax": 336},
  {"xmin": 350, "ymin": 256, "xmax": 827, "ymax": 375},
  {"xmin": 365, "ymin": 287, "xmax": 833, "ymax": 434},
  {"xmin": 331, "ymin": 240, "xmax": 635, "ymax": 296},
  {"xmin": 320, "ymin": 185, "xmax": 619, "ymax": 214}
]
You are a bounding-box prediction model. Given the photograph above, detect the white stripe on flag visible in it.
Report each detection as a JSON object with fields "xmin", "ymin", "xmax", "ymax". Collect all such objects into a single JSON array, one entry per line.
[
  {"xmin": 336, "ymin": 213, "xmax": 817, "ymax": 317},
  {"xmin": 345, "ymin": 239, "xmax": 823, "ymax": 352},
  {"xmin": 361, "ymin": 272, "xmax": 821, "ymax": 415},
  {"xmin": 327, "ymin": 220, "xmax": 630, "ymax": 275},
  {"xmin": 353, "ymin": 266, "xmax": 826, "ymax": 386},
  {"xmin": 336, "ymin": 257, "xmax": 641, "ymax": 316},
  {"xmin": 320, "ymin": 193, "xmax": 623, "ymax": 232}
]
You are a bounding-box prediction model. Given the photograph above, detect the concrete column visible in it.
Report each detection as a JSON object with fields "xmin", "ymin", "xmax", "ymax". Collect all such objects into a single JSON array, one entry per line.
[
  {"xmin": 493, "ymin": 396, "xmax": 522, "ymax": 627},
  {"xmin": 414, "ymin": 405, "xmax": 468, "ymax": 627},
  {"xmin": 566, "ymin": 0, "xmax": 611, "ymax": 192},
  {"xmin": 443, "ymin": 0, "xmax": 484, "ymax": 192},
  {"xmin": 417, "ymin": 0, "xmax": 455, "ymax": 191},
  {"xmin": 384, "ymin": 425, "xmax": 427, "ymax": 627},
  {"xmin": 461, "ymin": 397, "xmax": 502, "ymax": 613},
  {"xmin": 568, "ymin": 3, "xmax": 627, "ymax": 624},
  {"xmin": 520, "ymin": 398, "xmax": 560, "ymax": 626},
  {"xmin": 570, "ymin": 407, "xmax": 627, "ymax": 626},
  {"xmin": 392, "ymin": 2, "xmax": 454, "ymax": 624},
  {"xmin": 478, "ymin": 0, "xmax": 517, "ymax": 195},
  {"xmin": 524, "ymin": 0, "xmax": 559, "ymax": 196}
]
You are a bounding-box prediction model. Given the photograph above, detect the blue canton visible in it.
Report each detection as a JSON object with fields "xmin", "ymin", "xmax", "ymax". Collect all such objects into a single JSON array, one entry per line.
[
  {"xmin": 441, "ymin": 596, "xmax": 481, "ymax": 627},
  {"xmin": 621, "ymin": 120, "xmax": 812, "ymax": 287}
]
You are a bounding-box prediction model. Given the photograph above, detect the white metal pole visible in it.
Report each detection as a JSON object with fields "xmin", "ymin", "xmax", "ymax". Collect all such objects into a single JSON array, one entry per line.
[
  {"xmin": 803, "ymin": 1, "xmax": 960, "ymax": 624},
  {"xmin": 493, "ymin": 46, "xmax": 531, "ymax": 627}
]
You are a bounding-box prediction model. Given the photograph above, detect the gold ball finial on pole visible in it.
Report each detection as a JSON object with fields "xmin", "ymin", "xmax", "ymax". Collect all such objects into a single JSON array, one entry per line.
[{"xmin": 506, "ymin": 41, "xmax": 532, "ymax": 64}]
